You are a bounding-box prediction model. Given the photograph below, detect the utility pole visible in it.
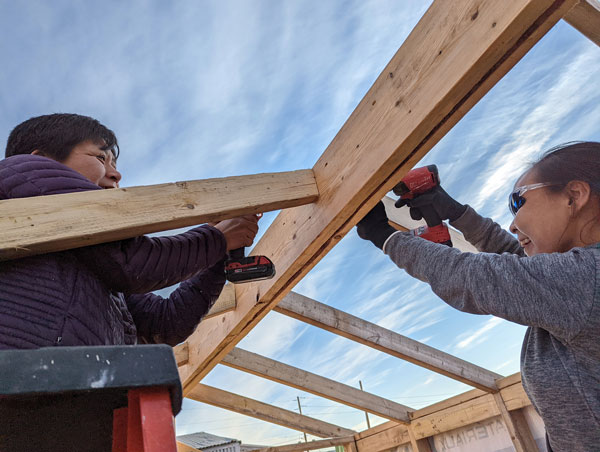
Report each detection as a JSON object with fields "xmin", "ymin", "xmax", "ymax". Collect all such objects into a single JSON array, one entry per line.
[
  {"xmin": 297, "ymin": 396, "xmax": 308, "ymax": 445},
  {"xmin": 359, "ymin": 381, "xmax": 371, "ymax": 429}
]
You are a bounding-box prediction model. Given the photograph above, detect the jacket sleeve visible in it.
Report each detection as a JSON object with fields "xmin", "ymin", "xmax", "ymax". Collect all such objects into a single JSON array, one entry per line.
[
  {"xmin": 74, "ymin": 225, "xmax": 227, "ymax": 293},
  {"xmin": 383, "ymin": 232, "xmax": 597, "ymax": 341},
  {"xmin": 0, "ymin": 154, "xmax": 228, "ymax": 293},
  {"xmin": 450, "ymin": 206, "xmax": 524, "ymax": 256},
  {"xmin": 125, "ymin": 261, "xmax": 226, "ymax": 346}
]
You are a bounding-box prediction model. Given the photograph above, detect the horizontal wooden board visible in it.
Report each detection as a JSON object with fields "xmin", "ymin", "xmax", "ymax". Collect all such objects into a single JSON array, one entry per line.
[
  {"xmin": 247, "ymin": 436, "xmax": 355, "ymax": 452},
  {"xmin": 0, "ymin": 170, "xmax": 318, "ymax": 260},
  {"xmin": 221, "ymin": 347, "xmax": 412, "ymax": 423},
  {"xmin": 274, "ymin": 292, "xmax": 501, "ymax": 391},
  {"xmin": 187, "ymin": 384, "xmax": 356, "ymax": 438}
]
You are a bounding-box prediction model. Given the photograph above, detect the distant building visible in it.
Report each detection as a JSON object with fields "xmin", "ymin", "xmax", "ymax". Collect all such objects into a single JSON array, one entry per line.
[
  {"xmin": 177, "ymin": 432, "xmax": 266, "ymax": 452},
  {"xmin": 177, "ymin": 432, "xmax": 240, "ymax": 452}
]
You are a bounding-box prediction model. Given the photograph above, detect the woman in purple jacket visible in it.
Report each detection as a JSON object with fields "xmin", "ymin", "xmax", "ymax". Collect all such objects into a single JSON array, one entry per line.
[{"xmin": 0, "ymin": 113, "xmax": 259, "ymax": 349}]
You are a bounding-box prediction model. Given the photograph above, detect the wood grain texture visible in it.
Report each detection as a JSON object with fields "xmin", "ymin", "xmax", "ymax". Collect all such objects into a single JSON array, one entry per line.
[
  {"xmin": 274, "ymin": 292, "xmax": 501, "ymax": 391},
  {"xmin": 221, "ymin": 347, "xmax": 412, "ymax": 423},
  {"xmin": 563, "ymin": 0, "xmax": 600, "ymax": 46},
  {"xmin": 174, "ymin": 342, "xmax": 189, "ymax": 367},
  {"xmin": 354, "ymin": 423, "xmax": 410, "ymax": 452},
  {"xmin": 354, "ymin": 374, "xmax": 532, "ymax": 451},
  {"xmin": 204, "ymin": 283, "xmax": 236, "ymax": 320},
  {"xmin": 179, "ymin": 0, "xmax": 577, "ymax": 394},
  {"xmin": 0, "ymin": 170, "xmax": 318, "ymax": 261},
  {"xmin": 246, "ymin": 436, "xmax": 355, "ymax": 452},
  {"xmin": 493, "ymin": 393, "xmax": 539, "ymax": 452},
  {"xmin": 176, "ymin": 442, "xmax": 199, "ymax": 452},
  {"xmin": 408, "ymin": 427, "xmax": 433, "ymax": 452},
  {"xmin": 187, "ymin": 384, "xmax": 356, "ymax": 438}
]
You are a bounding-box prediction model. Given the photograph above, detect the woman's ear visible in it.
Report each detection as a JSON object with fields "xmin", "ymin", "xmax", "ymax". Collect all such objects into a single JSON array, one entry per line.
[{"xmin": 565, "ymin": 180, "xmax": 592, "ymax": 211}]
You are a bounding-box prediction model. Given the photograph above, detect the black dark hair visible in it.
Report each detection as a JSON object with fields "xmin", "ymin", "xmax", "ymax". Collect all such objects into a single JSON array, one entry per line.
[
  {"xmin": 531, "ymin": 141, "xmax": 600, "ymax": 194},
  {"xmin": 5, "ymin": 113, "xmax": 119, "ymax": 162}
]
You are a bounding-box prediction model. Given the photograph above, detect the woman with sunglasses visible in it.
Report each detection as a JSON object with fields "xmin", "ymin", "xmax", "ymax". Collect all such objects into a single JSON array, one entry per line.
[{"xmin": 356, "ymin": 141, "xmax": 600, "ymax": 452}]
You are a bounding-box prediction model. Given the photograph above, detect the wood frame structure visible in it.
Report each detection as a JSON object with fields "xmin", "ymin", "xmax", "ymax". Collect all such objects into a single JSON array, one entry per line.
[{"xmin": 7, "ymin": 1, "xmax": 598, "ymax": 451}]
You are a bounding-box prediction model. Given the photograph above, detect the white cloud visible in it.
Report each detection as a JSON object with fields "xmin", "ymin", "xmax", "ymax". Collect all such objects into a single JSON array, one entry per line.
[{"xmin": 453, "ymin": 317, "xmax": 504, "ymax": 351}]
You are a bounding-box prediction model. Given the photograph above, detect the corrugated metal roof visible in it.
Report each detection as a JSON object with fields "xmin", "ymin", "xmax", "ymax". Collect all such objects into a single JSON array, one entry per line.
[{"xmin": 177, "ymin": 432, "xmax": 239, "ymax": 449}]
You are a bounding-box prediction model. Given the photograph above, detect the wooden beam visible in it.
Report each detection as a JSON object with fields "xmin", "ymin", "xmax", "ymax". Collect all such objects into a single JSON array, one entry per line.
[
  {"xmin": 174, "ymin": 342, "xmax": 189, "ymax": 366},
  {"xmin": 220, "ymin": 347, "xmax": 412, "ymax": 423},
  {"xmin": 174, "ymin": 284, "xmax": 236, "ymax": 366},
  {"xmin": 408, "ymin": 427, "xmax": 432, "ymax": 452},
  {"xmin": 204, "ymin": 283, "xmax": 236, "ymax": 320},
  {"xmin": 493, "ymin": 393, "xmax": 538, "ymax": 452},
  {"xmin": 354, "ymin": 374, "xmax": 532, "ymax": 451},
  {"xmin": 176, "ymin": 442, "xmax": 200, "ymax": 452},
  {"xmin": 274, "ymin": 292, "xmax": 501, "ymax": 391},
  {"xmin": 179, "ymin": 0, "xmax": 577, "ymax": 394},
  {"xmin": 344, "ymin": 441, "xmax": 358, "ymax": 452},
  {"xmin": 0, "ymin": 170, "xmax": 318, "ymax": 261},
  {"xmin": 563, "ymin": 0, "xmax": 600, "ymax": 46},
  {"xmin": 354, "ymin": 423, "xmax": 410, "ymax": 452},
  {"xmin": 382, "ymin": 197, "xmax": 478, "ymax": 253},
  {"xmin": 187, "ymin": 384, "xmax": 356, "ymax": 438},
  {"xmin": 247, "ymin": 436, "xmax": 355, "ymax": 452}
]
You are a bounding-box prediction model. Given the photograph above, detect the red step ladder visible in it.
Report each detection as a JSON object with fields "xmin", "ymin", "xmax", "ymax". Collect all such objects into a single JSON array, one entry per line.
[{"xmin": 0, "ymin": 345, "xmax": 182, "ymax": 452}]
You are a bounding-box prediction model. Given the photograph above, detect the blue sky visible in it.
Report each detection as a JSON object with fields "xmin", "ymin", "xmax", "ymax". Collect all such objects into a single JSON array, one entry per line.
[{"xmin": 2, "ymin": 1, "xmax": 600, "ymax": 448}]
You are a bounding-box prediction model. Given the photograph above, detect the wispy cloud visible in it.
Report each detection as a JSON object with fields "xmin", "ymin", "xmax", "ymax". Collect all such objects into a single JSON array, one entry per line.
[{"xmin": 452, "ymin": 317, "xmax": 504, "ymax": 351}]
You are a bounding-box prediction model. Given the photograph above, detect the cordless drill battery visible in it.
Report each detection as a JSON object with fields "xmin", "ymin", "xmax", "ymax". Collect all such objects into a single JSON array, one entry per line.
[
  {"xmin": 225, "ymin": 250, "xmax": 275, "ymax": 284},
  {"xmin": 409, "ymin": 224, "xmax": 452, "ymax": 247}
]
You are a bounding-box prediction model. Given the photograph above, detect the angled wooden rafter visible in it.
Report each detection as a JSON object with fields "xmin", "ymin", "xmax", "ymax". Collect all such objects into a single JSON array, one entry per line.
[
  {"xmin": 179, "ymin": 0, "xmax": 578, "ymax": 395},
  {"xmin": 220, "ymin": 347, "xmax": 413, "ymax": 423},
  {"xmin": 274, "ymin": 292, "xmax": 502, "ymax": 391},
  {"xmin": 187, "ymin": 384, "xmax": 356, "ymax": 438},
  {"xmin": 563, "ymin": 0, "xmax": 600, "ymax": 46},
  {"xmin": 0, "ymin": 170, "xmax": 318, "ymax": 261}
]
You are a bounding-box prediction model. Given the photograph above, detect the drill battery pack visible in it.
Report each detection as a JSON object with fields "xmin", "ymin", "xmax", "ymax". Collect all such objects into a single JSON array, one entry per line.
[
  {"xmin": 410, "ymin": 223, "xmax": 453, "ymax": 247},
  {"xmin": 225, "ymin": 255, "xmax": 276, "ymax": 283}
]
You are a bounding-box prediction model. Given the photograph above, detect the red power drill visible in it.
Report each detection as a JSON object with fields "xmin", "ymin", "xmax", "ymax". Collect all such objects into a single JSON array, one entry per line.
[{"xmin": 393, "ymin": 165, "xmax": 453, "ymax": 247}]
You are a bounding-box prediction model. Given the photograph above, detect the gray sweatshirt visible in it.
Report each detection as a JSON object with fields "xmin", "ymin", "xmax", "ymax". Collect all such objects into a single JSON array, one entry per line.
[{"xmin": 383, "ymin": 206, "xmax": 600, "ymax": 452}]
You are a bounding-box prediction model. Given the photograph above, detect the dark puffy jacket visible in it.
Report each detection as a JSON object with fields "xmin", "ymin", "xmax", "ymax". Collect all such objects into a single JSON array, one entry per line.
[{"xmin": 0, "ymin": 155, "xmax": 227, "ymax": 348}]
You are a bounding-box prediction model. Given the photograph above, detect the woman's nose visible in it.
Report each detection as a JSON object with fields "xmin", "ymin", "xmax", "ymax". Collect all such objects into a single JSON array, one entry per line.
[
  {"xmin": 106, "ymin": 166, "xmax": 122, "ymax": 184},
  {"xmin": 509, "ymin": 218, "xmax": 518, "ymax": 234}
]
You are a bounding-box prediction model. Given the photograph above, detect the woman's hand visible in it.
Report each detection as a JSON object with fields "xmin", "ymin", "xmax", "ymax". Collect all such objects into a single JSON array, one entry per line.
[
  {"xmin": 395, "ymin": 185, "xmax": 466, "ymax": 223},
  {"xmin": 212, "ymin": 214, "xmax": 261, "ymax": 251},
  {"xmin": 356, "ymin": 201, "xmax": 397, "ymax": 249}
]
